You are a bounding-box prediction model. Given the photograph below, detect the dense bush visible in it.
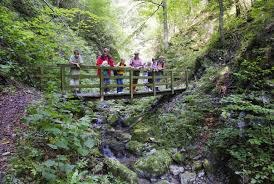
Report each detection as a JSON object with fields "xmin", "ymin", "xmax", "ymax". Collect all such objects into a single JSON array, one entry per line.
[
  {"xmin": 210, "ymin": 93, "xmax": 273, "ymax": 184},
  {"xmin": 4, "ymin": 94, "xmax": 126, "ymax": 183}
]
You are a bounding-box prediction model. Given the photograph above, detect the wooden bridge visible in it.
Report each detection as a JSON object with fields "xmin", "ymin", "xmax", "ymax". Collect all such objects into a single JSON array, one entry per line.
[{"xmin": 31, "ymin": 64, "xmax": 189, "ymax": 101}]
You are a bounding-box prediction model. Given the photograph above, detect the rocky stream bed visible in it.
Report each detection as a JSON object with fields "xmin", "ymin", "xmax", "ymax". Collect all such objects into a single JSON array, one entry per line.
[{"xmin": 91, "ymin": 101, "xmax": 237, "ymax": 184}]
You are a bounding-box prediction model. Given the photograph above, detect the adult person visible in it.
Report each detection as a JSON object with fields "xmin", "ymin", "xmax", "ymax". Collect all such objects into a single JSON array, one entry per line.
[
  {"xmin": 129, "ymin": 51, "xmax": 144, "ymax": 92},
  {"xmin": 96, "ymin": 48, "xmax": 115, "ymax": 93},
  {"xmin": 155, "ymin": 56, "xmax": 165, "ymax": 91},
  {"xmin": 69, "ymin": 50, "xmax": 83, "ymax": 93},
  {"xmin": 115, "ymin": 58, "xmax": 127, "ymax": 93}
]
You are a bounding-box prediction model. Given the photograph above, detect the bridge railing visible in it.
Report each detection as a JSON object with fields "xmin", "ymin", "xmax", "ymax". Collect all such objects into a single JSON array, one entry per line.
[{"xmin": 58, "ymin": 64, "xmax": 189, "ymax": 100}]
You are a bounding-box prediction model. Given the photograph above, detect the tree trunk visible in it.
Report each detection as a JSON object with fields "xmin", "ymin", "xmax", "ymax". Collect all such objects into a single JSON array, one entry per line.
[
  {"xmin": 218, "ymin": 0, "xmax": 225, "ymax": 46},
  {"xmin": 55, "ymin": 0, "xmax": 61, "ymax": 7},
  {"xmin": 235, "ymin": 0, "xmax": 241, "ymax": 17},
  {"xmin": 162, "ymin": 0, "xmax": 169, "ymax": 50}
]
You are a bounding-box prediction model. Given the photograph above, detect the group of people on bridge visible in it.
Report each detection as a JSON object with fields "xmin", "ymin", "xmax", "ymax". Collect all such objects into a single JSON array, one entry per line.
[{"xmin": 69, "ymin": 48, "xmax": 166, "ymax": 94}]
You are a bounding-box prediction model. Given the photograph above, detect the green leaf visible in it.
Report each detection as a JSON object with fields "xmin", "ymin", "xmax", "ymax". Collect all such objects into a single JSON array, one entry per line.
[
  {"xmin": 77, "ymin": 148, "xmax": 89, "ymax": 156},
  {"xmin": 84, "ymin": 138, "xmax": 95, "ymax": 149},
  {"xmin": 55, "ymin": 139, "xmax": 69, "ymax": 150},
  {"xmin": 47, "ymin": 144, "xmax": 58, "ymax": 150},
  {"xmin": 44, "ymin": 160, "xmax": 55, "ymax": 167}
]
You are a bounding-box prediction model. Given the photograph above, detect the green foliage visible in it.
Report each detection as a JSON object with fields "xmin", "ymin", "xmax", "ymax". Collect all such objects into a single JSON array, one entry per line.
[
  {"xmin": 234, "ymin": 59, "xmax": 272, "ymax": 89},
  {"xmin": 209, "ymin": 92, "xmax": 274, "ymax": 184},
  {"xmin": 4, "ymin": 94, "xmax": 101, "ymax": 183},
  {"xmin": 0, "ymin": 0, "xmax": 123, "ymax": 86},
  {"xmin": 134, "ymin": 149, "xmax": 172, "ymax": 177},
  {"xmin": 0, "ymin": 5, "xmax": 93, "ymax": 85}
]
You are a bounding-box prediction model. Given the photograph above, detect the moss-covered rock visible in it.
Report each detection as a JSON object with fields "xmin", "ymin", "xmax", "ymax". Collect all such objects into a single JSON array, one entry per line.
[
  {"xmin": 116, "ymin": 132, "xmax": 132, "ymax": 142},
  {"xmin": 193, "ymin": 160, "xmax": 203, "ymax": 171},
  {"xmin": 172, "ymin": 152, "xmax": 186, "ymax": 164},
  {"xmin": 134, "ymin": 150, "xmax": 172, "ymax": 177},
  {"xmin": 126, "ymin": 140, "xmax": 144, "ymax": 155},
  {"xmin": 203, "ymin": 159, "xmax": 213, "ymax": 173},
  {"xmin": 104, "ymin": 158, "xmax": 138, "ymax": 184},
  {"xmin": 107, "ymin": 113, "xmax": 119, "ymax": 124},
  {"xmin": 132, "ymin": 126, "xmax": 151, "ymax": 142}
]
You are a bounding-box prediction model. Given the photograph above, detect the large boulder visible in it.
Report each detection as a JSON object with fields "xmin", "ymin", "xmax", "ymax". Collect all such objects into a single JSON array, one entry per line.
[
  {"xmin": 105, "ymin": 158, "xmax": 138, "ymax": 184},
  {"xmin": 134, "ymin": 150, "xmax": 172, "ymax": 177}
]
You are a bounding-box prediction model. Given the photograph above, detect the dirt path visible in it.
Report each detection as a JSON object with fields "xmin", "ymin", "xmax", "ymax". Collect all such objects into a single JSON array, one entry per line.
[{"xmin": 0, "ymin": 87, "xmax": 40, "ymax": 176}]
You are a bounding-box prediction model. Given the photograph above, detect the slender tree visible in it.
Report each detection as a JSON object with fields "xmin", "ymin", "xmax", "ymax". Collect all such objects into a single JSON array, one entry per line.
[
  {"xmin": 235, "ymin": 0, "xmax": 241, "ymax": 17},
  {"xmin": 218, "ymin": 0, "xmax": 225, "ymax": 46},
  {"xmin": 134, "ymin": 0, "xmax": 169, "ymax": 50},
  {"xmin": 162, "ymin": 0, "xmax": 168, "ymax": 50}
]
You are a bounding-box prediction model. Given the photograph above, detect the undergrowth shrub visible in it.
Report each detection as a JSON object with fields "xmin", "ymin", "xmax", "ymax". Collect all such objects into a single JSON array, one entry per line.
[
  {"xmin": 4, "ymin": 93, "xmax": 124, "ymax": 183},
  {"xmin": 210, "ymin": 92, "xmax": 273, "ymax": 184}
]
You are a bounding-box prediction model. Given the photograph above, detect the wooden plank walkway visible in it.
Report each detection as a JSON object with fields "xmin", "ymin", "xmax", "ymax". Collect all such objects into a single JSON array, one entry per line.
[{"xmin": 73, "ymin": 88, "xmax": 186, "ymax": 100}]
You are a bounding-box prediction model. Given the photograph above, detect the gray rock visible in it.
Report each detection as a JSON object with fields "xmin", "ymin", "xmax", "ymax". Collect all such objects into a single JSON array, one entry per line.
[
  {"xmin": 156, "ymin": 180, "xmax": 170, "ymax": 184},
  {"xmin": 138, "ymin": 178, "xmax": 151, "ymax": 184},
  {"xmin": 146, "ymin": 148, "xmax": 157, "ymax": 156},
  {"xmin": 193, "ymin": 154, "xmax": 202, "ymax": 160},
  {"xmin": 2, "ymin": 152, "xmax": 10, "ymax": 156},
  {"xmin": 197, "ymin": 170, "xmax": 205, "ymax": 178},
  {"xmin": 170, "ymin": 165, "xmax": 185, "ymax": 176},
  {"xmin": 180, "ymin": 171, "xmax": 196, "ymax": 184}
]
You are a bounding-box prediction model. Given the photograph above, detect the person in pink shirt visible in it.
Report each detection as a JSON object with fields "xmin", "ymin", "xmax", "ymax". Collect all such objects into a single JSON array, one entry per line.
[{"xmin": 130, "ymin": 51, "xmax": 144, "ymax": 92}]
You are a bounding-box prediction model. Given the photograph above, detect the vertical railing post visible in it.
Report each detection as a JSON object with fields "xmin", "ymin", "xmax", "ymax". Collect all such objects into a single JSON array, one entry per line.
[
  {"xmin": 171, "ymin": 70, "xmax": 174, "ymax": 94},
  {"xmin": 100, "ymin": 68, "xmax": 104, "ymax": 101},
  {"xmin": 130, "ymin": 69, "xmax": 133, "ymax": 100},
  {"xmin": 165, "ymin": 71, "xmax": 168, "ymax": 89},
  {"xmin": 152, "ymin": 70, "xmax": 156, "ymax": 96},
  {"xmin": 185, "ymin": 69, "xmax": 189, "ymax": 89},
  {"xmin": 79, "ymin": 66, "xmax": 81, "ymax": 93},
  {"xmin": 60, "ymin": 65, "xmax": 65, "ymax": 95}
]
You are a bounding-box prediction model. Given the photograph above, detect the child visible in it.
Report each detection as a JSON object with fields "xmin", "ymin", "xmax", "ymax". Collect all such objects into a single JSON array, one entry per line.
[
  {"xmin": 101, "ymin": 60, "xmax": 110, "ymax": 93},
  {"xmin": 116, "ymin": 59, "xmax": 126, "ymax": 93}
]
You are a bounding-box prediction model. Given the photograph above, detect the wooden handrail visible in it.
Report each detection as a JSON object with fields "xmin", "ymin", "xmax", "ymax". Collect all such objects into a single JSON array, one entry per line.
[{"xmin": 24, "ymin": 64, "xmax": 190, "ymax": 99}]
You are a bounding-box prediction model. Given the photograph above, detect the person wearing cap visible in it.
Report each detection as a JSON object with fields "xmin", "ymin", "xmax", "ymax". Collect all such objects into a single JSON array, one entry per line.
[
  {"xmin": 96, "ymin": 48, "xmax": 115, "ymax": 93},
  {"xmin": 69, "ymin": 50, "xmax": 83, "ymax": 93},
  {"xmin": 129, "ymin": 51, "xmax": 144, "ymax": 92}
]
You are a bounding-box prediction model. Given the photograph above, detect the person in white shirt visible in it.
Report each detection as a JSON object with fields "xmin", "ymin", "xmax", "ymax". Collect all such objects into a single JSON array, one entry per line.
[{"xmin": 69, "ymin": 50, "xmax": 83, "ymax": 93}]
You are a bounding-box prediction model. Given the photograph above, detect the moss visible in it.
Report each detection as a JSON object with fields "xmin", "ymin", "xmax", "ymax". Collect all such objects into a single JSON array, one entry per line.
[
  {"xmin": 132, "ymin": 126, "xmax": 151, "ymax": 142},
  {"xmin": 107, "ymin": 113, "xmax": 119, "ymax": 124},
  {"xmin": 203, "ymin": 159, "xmax": 213, "ymax": 173},
  {"xmin": 172, "ymin": 152, "xmax": 186, "ymax": 164},
  {"xmin": 134, "ymin": 150, "xmax": 172, "ymax": 177},
  {"xmin": 193, "ymin": 161, "xmax": 203, "ymax": 171},
  {"xmin": 104, "ymin": 158, "xmax": 138, "ymax": 184},
  {"xmin": 126, "ymin": 140, "xmax": 144, "ymax": 156}
]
